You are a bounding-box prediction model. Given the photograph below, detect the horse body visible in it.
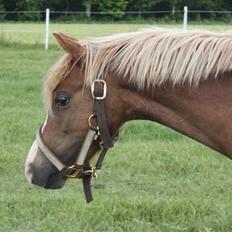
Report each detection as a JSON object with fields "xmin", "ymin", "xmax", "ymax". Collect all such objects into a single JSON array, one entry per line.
[{"xmin": 25, "ymin": 29, "xmax": 232, "ymax": 192}]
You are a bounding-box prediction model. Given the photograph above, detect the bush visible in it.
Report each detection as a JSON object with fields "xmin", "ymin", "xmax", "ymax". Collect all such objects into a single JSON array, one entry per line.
[{"xmin": 16, "ymin": 0, "xmax": 42, "ymax": 21}]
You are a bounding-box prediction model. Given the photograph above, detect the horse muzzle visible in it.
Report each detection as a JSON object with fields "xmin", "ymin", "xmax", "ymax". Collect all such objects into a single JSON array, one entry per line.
[{"xmin": 25, "ymin": 140, "xmax": 66, "ymax": 189}]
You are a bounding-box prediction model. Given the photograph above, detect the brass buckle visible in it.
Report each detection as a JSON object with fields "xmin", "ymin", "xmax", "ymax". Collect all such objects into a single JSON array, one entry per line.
[
  {"xmin": 64, "ymin": 164, "xmax": 82, "ymax": 178},
  {"xmin": 91, "ymin": 80, "xmax": 107, "ymax": 100}
]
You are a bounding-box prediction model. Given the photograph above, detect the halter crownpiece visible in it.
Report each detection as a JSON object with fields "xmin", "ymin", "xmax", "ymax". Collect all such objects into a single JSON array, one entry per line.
[{"xmin": 36, "ymin": 79, "xmax": 116, "ymax": 203}]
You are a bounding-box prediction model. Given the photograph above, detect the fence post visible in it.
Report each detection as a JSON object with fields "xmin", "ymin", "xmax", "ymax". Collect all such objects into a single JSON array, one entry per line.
[
  {"xmin": 183, "ymin": 6, "xmax": 188, "ymax": 30},
  {"xmin": 45, "ymin": 8, "xmax": 50, "ymax": 50}
]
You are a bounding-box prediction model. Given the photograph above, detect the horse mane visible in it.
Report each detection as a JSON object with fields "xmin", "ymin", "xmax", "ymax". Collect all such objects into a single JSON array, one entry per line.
[
  {"xmin": 43, "ymin": 53, "xmax": 72, "ymax": 108},
  {"xmin": 83, "ymin": 28, "xmax": 232, "ymax": 88},
  {"xmin": 44, "ymin": 28, "xmax": 232, "ymax": 107}
]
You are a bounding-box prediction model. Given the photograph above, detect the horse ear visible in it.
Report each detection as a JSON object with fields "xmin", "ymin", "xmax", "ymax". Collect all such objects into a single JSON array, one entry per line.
[{"xmin": 53, "ymin": 32, "xmax": 84, "ymax": 59}]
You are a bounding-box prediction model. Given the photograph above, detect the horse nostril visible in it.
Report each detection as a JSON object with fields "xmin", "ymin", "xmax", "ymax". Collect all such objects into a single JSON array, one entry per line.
[
  {"xmin": 31, "ymin": 172, "xmax": 52, "ymax": 188},
  {"xmin": 30, "ymin": 175, "xmax": 38, "ymax": 185},
  {"xmin": 26, "ymin": 162, "xmax": 61, "ymax": 188},
  {"xmin": 25, "ymin": 163, "xmax": 46, "ymax": 187}
]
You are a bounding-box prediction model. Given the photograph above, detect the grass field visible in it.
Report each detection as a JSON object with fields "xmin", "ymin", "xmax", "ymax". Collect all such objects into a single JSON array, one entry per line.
[
  {"xmin": 1, "ymin": 23, "xmax": 232, "ymax": 231},
  {"xmin": 1, "ymin": 22, "xmax": 232, "ymax": 46}
]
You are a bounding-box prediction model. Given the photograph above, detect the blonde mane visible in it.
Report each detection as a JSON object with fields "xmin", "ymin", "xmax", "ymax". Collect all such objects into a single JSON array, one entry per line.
[
  {"xmin": 43, "ymin": 53, "xmax": 72, "ymax": 107},
  {"xmin": 44, "ymin": 28, "xmax": 232, "ymax": 106}
]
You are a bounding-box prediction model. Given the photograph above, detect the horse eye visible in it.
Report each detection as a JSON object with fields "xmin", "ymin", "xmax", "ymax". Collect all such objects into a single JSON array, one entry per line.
[{"xmin": 55, "ymin": 94, "xmax": 71, "ymax": 108}]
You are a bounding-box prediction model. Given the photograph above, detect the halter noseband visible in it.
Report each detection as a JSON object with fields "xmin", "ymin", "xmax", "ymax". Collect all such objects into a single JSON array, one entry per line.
[{"xmin": 36, "ymin": 79, "xmax": 115, "ymax": 203}]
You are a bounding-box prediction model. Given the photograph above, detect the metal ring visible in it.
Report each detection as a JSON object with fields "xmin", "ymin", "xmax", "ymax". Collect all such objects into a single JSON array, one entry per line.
[{"xmin": 88, "ymin": 114, "xmax": 99, "ymax": 131}]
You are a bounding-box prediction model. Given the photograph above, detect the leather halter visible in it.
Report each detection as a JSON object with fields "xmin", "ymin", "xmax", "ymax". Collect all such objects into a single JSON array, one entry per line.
[{"xmin": 36, "ymin": 79, "xmax": 115, "ymax": 203}]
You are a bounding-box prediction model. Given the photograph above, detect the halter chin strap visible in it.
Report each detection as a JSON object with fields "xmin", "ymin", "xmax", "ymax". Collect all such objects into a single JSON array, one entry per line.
[{"xmin": 36, "ymin": 79, "xmax": 115, "ymax": 203}]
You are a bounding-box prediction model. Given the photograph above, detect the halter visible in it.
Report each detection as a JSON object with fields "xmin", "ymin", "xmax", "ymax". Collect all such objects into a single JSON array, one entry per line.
[{"xmin": 36, "ymin": 79, "xmax": 115, "ymax": 203}]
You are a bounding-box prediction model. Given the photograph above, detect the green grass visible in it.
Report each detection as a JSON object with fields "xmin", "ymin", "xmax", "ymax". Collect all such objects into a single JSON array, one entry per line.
[
  {"xmin": 1, "ymin": 22, "xmax": 232, "ymax": 47},
  {"xmin": 1, "ymin": 23, "xmax": 232, "ymax": 231}
]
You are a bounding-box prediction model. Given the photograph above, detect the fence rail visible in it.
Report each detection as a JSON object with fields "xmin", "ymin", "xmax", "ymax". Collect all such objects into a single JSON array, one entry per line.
[
  {"xmin": 1, "ymin": 10, "xmax": 232, "ymax": 14},
  {"xmin": 0, "ymin": 10, "xmax": 181, "ymax": 14}
]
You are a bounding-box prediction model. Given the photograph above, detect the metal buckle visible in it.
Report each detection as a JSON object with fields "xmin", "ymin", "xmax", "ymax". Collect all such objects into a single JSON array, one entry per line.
[
  {"xmin": 91, "ymin": 80, "xmax": 107, "ymax": 100},
  {"xmin": 64, "ymin": 164, "xmax": 82, "ymax": 178}
]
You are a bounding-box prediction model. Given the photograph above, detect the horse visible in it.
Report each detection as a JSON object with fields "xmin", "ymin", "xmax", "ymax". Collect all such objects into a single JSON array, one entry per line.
[{"xmin": 25, "ymin": 28, "xmax": 232, "ymax": 202}]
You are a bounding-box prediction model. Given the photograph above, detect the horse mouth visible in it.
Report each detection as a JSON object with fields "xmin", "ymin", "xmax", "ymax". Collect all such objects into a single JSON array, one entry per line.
[{"xmin": 44, "ymin": 172, "xmax": 66, "ymax": 189}]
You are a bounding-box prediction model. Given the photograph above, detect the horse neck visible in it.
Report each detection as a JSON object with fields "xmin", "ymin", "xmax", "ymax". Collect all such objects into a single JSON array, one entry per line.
[{"xmin": 110, "ymin": 73, "xmax": 232, "ymax": 159}]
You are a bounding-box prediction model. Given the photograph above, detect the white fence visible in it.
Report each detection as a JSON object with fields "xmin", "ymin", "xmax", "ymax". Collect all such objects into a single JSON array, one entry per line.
[
  {"xmin": 1, "ymin": 7, "xmax": 232, "ymax": 50},
  {"xmin": 45, "ymin": 8, "xmax": 50, "ymax": 50}
]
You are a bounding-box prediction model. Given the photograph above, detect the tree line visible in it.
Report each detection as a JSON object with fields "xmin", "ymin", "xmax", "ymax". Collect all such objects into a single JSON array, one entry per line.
[{"xmin": 0, "ymin": 0, "xmax": 232, "ymax": 21}]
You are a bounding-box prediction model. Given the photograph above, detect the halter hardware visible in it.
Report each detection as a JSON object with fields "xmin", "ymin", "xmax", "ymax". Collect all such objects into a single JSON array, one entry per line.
[
  {"xmin": 63, "ymin": 164, "xmax": 84, "ymax": 178},
  {"xmin": 88, "ymin": 114, "xmax": 99, "ymax": 131},
  {"xmin": 36, "ymin": 79, "xmax": 115, "ymax": 203},
  {"xmin": 91, "ymin": 80, "xmax": 107, "ymax": 100}
]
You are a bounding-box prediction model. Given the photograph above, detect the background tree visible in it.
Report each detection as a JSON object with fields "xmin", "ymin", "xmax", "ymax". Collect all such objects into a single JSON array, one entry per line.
[
  {"xmin": 0, "ymin": 0, "xmax": 5, "ymax": 21},
  {"xmin": 97, "ymin": 0, "xmax": 128, "ymax": 19},
  {"xmin": 16, "ymin": 0, "xmax": 43, "ymax": 21},
  {"xmin": 0, "ymin": 0, "xmax": 232, "ymax": 21},
  {"xmin": 173, "ymin": 0, "xmax": 220, "ymax": 20},
  {"xmin": 127, "ymin": 0, "xmax": 159, "ymax": 12},
  {"xmin": 82, "ymin": 0, "xmax": 93, "ymax": 18}
]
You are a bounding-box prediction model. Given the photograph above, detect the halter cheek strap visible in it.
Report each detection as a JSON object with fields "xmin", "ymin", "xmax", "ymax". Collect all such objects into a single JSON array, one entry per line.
[{"xmin": 36, "ymin": 79, "xmax": 116, "ymax": 203}]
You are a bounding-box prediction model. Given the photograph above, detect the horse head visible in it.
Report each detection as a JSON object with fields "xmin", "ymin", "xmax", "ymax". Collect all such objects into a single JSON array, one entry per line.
[{"xmin": 25, "ymin": 33, "xmax": 124, "ymax": 193}]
